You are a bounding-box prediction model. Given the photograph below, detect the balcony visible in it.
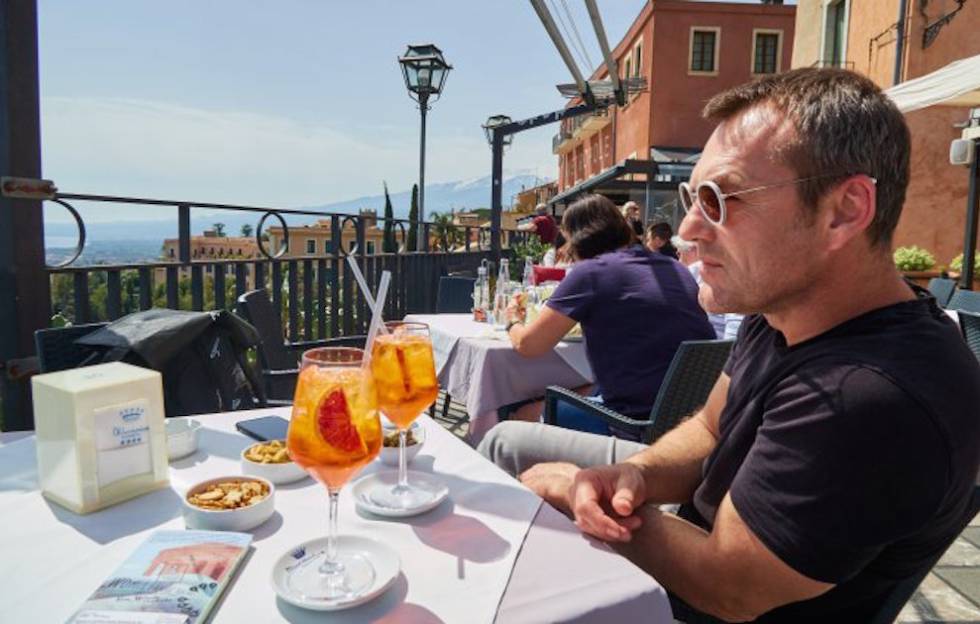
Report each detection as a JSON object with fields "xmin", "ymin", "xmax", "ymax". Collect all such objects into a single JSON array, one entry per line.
[{"xmin": 552, "ymin": 129, "xmax": 574, "ymax": 154}]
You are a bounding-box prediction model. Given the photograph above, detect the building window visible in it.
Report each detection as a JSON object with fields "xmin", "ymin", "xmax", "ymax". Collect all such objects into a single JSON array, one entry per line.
[
  {"xmin": 348, "ymin": 240, "xmax": 356, "ymax": 252},
  {"xmin": 690, "ymin": 28, "xmax": 720, "ymax": 75},
  {"xmin": 753, "ymin": 30, "xmax": 781, "ymax": 75},
  {"xmin": 633, "ymin": 40, "xmax": 643, "ymax": 78},
  {"xmin": 367, "ymin": 241, "xmax": 376, "ymax": 255},
  {"xmin": 575, "ymin": 144, "xmax": 586, "ymax": 182},
  {"xmin": 306, "ymin": 239, "xmax": 315, "ymax": 254},
  {"xmin": 169, "ymin": 248, "xmax": 175, "ymax": 258},
  {"xmin": 822, "ymin": 0, "xmax": 848, "ymax": 68},
  {"xmin": 324, "ymin": 239, "xmax": 331, "ymax": 254}
]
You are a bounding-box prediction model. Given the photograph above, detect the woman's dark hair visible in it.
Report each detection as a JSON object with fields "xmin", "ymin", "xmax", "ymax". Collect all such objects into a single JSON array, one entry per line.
[
  {"xmin": 646, "ymin": 221, "xmax": 673, "ymax": 241},
  {"xmin": 553, "ymin": 230, "xmax": 566, "ymax": 249},
  {"xmin": 562, "ymin": 194, "xmax": 635, "ymax": 260}
]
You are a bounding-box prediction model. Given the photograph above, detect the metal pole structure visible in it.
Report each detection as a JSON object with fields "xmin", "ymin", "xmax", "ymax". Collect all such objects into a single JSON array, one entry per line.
[
  {"xmin": 961, "ymin": 140, "xmax": 979, "ymax": 289},
  {"xmin": 0, "ymin": 0, "xmax": 48, "ymax": 430},
  {"xmin": 893, "ymin": 0, "xmax": 907, "ymax": 86},
  {"xmin": 584, "ymin": 0, "xmax": 624, "ymax": 106},
  {"xmin": 490, "ymin": 129, "xmax": 504, "ymax": 261},
  {"xmin": 528, "ymin": 0, "xmax": 593, "ymax": 105},
  {"xmin": 417, "ymin": 94, "xmax": 429, "ymax": 252}
]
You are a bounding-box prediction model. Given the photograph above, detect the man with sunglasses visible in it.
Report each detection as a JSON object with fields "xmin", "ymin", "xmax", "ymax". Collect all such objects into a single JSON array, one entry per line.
[{"xmin": 479, "ymin": 68, "xmax": 980, "ymax": 622}]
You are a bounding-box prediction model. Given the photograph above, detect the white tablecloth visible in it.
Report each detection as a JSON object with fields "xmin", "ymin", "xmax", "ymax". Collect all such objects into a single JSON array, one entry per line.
[
  {"xmin": 0, "ymin": 408, "xmax": 672, "ymax": 623},
  {"xmin": 405, "ymin": 314, "xmax": 595, "ymax": 442}
]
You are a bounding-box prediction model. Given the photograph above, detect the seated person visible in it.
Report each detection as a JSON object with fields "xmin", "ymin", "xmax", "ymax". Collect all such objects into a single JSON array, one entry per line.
[
  {"xmin": 517, "ymin": 203, "xmax": 558, "ymax": 245},
  {"xmin": 645, "ymin": 222, "xmax": 679, "ymax": 260},
  {"xmin": 621, "ymin": 201, "xmax": 645, "ymax": 236},
  {"xmin": 480, "ymin": 68, "xmax": 980, "ymax": 621},
  {"xmin": 541, "ymin": 231, "xmax": 572, "ymax": 268},
  {"xmin": 504, "ymin": 194, "xmax": 714, "ymax": 437}
]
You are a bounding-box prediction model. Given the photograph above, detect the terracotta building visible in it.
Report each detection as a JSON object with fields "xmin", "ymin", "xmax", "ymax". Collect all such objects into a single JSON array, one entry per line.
[
  {"xmin": 158, "ymin": 230, "xmax": 259, "ymax": 281},
  {"xmin": 554, "ymin": 0, "xmax": 795, "ymax": 220},
  {"xmin": 514, "ymin": 180, "xmax": 559, "ymax": 213},
  {"xmin": 266, "ymin": 209, "xmax": 389, "ymax": 257},
  {"xmin": 791, "ymin": 0, "xmax": 980, "ymax": 268}
]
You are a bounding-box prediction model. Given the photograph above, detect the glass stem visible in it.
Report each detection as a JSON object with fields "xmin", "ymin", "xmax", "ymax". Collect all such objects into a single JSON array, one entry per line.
[
  {"xmin": 398, "ymin": 428, "xmax": 409, "ymax": 489},
  {"xmin": 320, "ymin": 490, "xmax": 340, "ymax": 575}
]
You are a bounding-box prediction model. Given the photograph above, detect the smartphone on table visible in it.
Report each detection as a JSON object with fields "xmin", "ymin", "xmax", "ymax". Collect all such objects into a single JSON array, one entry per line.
[{"xmin": 236, "ymin": 415, "xmax": 290, "ymax": 442}]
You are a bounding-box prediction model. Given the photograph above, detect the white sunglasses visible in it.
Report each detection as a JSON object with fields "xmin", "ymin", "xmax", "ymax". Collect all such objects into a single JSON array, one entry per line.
[{"xmin": 679, "ymin": 174, "xmax": 877, "ymax": 226}]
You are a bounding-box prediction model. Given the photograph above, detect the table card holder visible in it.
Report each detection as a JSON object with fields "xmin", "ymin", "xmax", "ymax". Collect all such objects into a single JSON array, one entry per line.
[{"xmin": 31, "ymin": 362, "xmax": 170, "ymax": 514}]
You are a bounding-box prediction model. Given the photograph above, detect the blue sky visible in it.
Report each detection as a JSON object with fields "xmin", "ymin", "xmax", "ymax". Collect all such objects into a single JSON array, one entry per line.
[{"xmin": 38, "ymin": 0, "xmax": 653, "ymax": 221}]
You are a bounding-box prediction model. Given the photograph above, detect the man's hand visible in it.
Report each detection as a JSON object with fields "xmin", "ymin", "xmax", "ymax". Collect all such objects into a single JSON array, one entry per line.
[
  {"xmin": 569, "ymin": 463, "xmax": 647, "ymax": 542},
  {"xmin": 519, "ymin": 461, "xmax": 579, "ymax": 514},
  {"xmin": 506, "ymin": 293, "xmax": 526, "ymax": 324}
]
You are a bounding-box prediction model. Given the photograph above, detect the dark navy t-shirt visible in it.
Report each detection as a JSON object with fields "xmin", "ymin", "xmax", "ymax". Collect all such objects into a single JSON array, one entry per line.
[
  {"xmin": 678, "ymin": 294, "xmax": 980, "ymax": 621},
  {"xmin": 546, "ymin": 245, "xmax": 714, "ymax": 417}
]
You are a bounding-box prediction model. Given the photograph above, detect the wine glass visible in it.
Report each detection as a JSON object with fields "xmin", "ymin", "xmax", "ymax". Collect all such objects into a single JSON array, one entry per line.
[
  {"xmin": 369, "ymin": 321, "xmax": 440, "ymax": 510},
  {"xmin": 285, "ymin": 347, "xmax": 382, "ymax": 603}
]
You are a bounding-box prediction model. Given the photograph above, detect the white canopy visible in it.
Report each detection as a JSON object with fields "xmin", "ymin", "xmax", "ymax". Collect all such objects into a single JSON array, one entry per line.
[{"xmin": 885, "ymin": 53, "xmax": 980, "ymax": 113}]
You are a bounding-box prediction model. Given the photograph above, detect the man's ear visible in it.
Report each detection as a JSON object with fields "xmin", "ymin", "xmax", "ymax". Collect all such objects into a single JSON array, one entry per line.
[{"xmin": 826, "ymin": 176, "xmax": 876, "ymax": 251}]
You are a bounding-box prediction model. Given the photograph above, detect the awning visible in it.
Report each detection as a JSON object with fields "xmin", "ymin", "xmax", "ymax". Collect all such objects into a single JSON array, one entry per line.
[
  {"xmin": 549, "ymin": 158, "xmax": 674, "ymax": 208},
  {"xmin": 885, "ymin": 53, "xmax": 980, "ymax": 113}
]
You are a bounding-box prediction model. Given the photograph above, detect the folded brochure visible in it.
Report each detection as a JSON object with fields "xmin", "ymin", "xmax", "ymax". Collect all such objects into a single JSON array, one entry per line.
[{"xmin": 70, "ymin": 530, "xmax": 252, "ymax": 624}]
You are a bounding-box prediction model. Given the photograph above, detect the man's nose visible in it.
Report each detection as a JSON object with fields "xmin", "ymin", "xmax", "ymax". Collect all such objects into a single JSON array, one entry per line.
[{"xmin": 678, "ymin": 205, "xmax": 714, "ymax": 243}]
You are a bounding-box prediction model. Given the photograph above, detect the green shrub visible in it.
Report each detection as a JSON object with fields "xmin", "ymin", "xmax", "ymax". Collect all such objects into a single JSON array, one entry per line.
[
  {"xmin": 949, "ymin": 253, "xmax": 980, "ymax": 274},
  {"xmin": 893, "ymin": 246, "xmax": 935, "ymax": 272}
]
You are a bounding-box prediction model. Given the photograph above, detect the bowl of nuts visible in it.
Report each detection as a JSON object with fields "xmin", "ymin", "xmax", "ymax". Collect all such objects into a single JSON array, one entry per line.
[
  {"xmin": 379, "ymin": 421, "xmax": 425, "ymax": 466},
  {"xmin": 182, "ymin": 476, "xmax": 275, "ymax": 532},
  {"xmin": 241, "ymin": 440, "xmax": 308, "ymax": 485}
]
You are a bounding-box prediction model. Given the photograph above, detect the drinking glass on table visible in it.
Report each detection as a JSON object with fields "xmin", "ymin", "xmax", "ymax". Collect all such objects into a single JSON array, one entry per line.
[
  {"xmin": 286, "ymin": 347, "xmax": 382, "ymax": 602},
  {"xmin": 369, "ymin": 321, "xmax": 440, "ymax": 509}
]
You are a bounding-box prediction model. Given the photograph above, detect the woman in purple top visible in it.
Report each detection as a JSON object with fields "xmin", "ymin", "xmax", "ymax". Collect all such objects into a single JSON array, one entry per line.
[{"xmin": 505, "ymin": 194, "xmax": 714, "ymax": 437}]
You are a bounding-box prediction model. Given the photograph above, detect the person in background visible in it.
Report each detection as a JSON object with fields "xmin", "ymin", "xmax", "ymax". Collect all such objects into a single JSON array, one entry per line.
[
  {"xmin": 674, "ymin": 235, "xmax": 744, "ymax": 339},
  {"xmin": 621, "ymin": 201, "xmax": 644, "ymax": 237},
  {"xmin": 518, "ymin": 203, "xmax": 558, "ymax": 245},
  {"xmin": 541, "ymin": 230, "xmax": 572, "ymax": 268},
  {"xmin": 645, "ymin": 222, "xmax": 679, "ymax": 260},
  {"xmin": 503, "ymin": 194, "xmax": 714, "ymax": 436}
]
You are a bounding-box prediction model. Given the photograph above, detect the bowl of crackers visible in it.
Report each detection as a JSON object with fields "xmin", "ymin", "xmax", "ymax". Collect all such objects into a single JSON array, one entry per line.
[
  {"xmin": 379, "ymin": 421, "xmax": 425, "ymax": 466},
  {"xmin": 240, "ymin": 439, "xmax": 308, "ymax": 485},
  {"xmin": 182, "ymin": 476, "xmax": 275, "ymax": 532}
]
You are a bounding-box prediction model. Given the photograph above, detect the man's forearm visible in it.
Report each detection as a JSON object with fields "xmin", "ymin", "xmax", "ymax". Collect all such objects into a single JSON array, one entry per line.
[{"xmin": 624, "ymin": 414, "xmax": 717, "ymax": 504}]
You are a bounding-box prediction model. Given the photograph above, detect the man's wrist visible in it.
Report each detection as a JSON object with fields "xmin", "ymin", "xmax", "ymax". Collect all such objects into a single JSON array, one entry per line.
[{"xmin": 506, "ymin": 319, "xmax": 524, "ymax": 332}]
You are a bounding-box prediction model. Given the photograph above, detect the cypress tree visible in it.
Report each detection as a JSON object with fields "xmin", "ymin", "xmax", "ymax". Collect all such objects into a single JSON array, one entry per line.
[
  {"xmin": 407, "ymin": 183, "xmax": 419, "ymax": 252},
  {"xmin": 382, "ymin": 182, "xmax": 396, "ymax": 253}
]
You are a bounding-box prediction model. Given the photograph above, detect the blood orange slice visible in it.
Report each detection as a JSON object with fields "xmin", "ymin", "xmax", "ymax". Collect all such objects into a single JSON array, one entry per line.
[{"xmin": 316, "ymin": 389, "xmax": 365, "ymax": 454}]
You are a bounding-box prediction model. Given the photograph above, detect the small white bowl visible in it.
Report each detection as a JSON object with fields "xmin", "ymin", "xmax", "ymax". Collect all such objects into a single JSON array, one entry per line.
[
  {"xmin": 181, "ymin": 475, "xmax": 275, "ymax": 532},
  {"xmin": 166, "ymin": 418, "xmax": 201, "ymax": 461},
  {"xmin": 240, "ymin": 441, "xmax": 309, "ymax": 485},
  {"xmin": 379, "ymin": 422, "xmax": 425, "ymax": 466}
]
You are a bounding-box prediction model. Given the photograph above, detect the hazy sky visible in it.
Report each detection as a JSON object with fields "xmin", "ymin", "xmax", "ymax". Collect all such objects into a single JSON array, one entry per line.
[{"xmin": 38, "ymin": 0, "xmax": 655, "ymax": 219}]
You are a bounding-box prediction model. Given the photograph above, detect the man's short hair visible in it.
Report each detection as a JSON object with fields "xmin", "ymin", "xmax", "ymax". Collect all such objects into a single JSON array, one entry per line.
[
  {"xmin": 703, "ymin": 68, "xmax": 910, "ymax": 248},
  {"xmin": 535, "ymin": 203, "xmax": 548, "ymax": 215},
  {"xmin": 563, "ymin": 194, "xmax": 635, "ymax": 260},
  {"xmin": 646, "ymin": 221, "xmax": 673, "ymax": 241}
]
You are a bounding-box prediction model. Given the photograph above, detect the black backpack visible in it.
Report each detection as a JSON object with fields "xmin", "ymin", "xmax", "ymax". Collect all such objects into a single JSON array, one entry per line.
[{"xmin": 76, "ymin": 309, "xmax": 266, "ymax": 417}]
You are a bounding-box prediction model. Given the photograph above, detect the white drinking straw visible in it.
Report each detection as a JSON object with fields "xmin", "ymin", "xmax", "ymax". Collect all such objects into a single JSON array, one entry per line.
[
  {"xmin": 346, "ymin": 254, "xmax": 389, "ymax": 335},
  {"xmin": 364, "ymin": 270, "xmax": 392, "ymax": 359}
]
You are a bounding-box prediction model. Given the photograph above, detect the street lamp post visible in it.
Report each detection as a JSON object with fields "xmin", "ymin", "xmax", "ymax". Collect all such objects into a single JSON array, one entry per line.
[
  {"xmin": 482, "ymin": 115, "xmax": 514, "ymax": 260},
  {"xmin": 398, "ymin": 44, "xmax": 452, "ymax": 251}
]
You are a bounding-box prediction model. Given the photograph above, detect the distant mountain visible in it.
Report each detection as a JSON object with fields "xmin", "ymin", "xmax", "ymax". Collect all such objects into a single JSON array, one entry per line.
[{"xmin": 44, "ymin": 172, "xmax": 552, "ymax": 244}]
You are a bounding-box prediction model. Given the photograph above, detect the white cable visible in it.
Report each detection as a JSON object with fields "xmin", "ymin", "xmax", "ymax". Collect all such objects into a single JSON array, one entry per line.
[{"xmin": 559, "ymin": 0, "xmax": 595, "ymax": 70}]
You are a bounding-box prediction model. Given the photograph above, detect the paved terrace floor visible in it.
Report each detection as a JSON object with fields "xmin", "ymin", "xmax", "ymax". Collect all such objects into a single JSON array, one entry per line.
[{"xmin": 431, "ymin": 390, "xmax": 980, "ymax": 623}]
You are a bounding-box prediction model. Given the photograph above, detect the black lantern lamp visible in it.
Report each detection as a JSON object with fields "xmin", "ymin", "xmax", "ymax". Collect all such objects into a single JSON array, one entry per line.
[{"xmin": 482, "ymin": 115, "xmax": 514, "ymax": 149}]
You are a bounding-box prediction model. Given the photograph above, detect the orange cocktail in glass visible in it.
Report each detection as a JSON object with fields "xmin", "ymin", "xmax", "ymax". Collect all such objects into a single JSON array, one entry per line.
[
  {"xmin": 369, "ymin": 321, "xmax": 439, "ymax": 510},
  {"xmin": 286, "ymin": 347, "xmax": 381, "ymax": 602}
]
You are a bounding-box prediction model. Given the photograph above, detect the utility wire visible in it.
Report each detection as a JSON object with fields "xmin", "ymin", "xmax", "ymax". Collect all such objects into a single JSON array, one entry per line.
[
  {"xmin": 559, "ymin": 0, "xmax": 595, "ymax": 70},
  {"xmin": 547, "ymin": 0, "xmax": 592, "ymax": 73}
]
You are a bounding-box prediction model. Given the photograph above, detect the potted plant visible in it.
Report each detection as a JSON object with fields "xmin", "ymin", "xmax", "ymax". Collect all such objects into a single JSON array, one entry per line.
[{"xmin": 893, "ymin": 246, "xmax": 939, "ymax": 288}]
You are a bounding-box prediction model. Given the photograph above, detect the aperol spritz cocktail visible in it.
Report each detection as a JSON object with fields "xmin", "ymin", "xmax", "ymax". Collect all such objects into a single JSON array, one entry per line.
[
  {"xmin": 286, "ymin": 347, "xmax": 382, "ymax": 603},
  {"xmin": 369, "ymin": 322, "xmax": 439, "ymax": 509}
]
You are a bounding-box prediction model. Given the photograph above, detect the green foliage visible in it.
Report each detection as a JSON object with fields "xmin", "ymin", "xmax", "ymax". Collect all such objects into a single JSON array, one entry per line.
[
  {"xmin": 510, "ymin": 236, "xmax": 550, "ymax": 280},
  {"xmin": 893, "ymin": 246, "xmax": 936, "ymax": 272},
  {"xmin": 212, "ymin": 222, "xmax": 226, "ymax": 237},
  {"xmin": 407, "ymin": 184, "xmax": 419, "ymax": 252},
  {"xmin": 431, "ymin": 212, "xmax": 461, "ymax": 251},
  {"xmin": 949, "ymin": 253, "xmax": 980, "ymax": 274},
  {"xmin": 240, "ymin": 223, "xmax": 253, "ymax": 237},
  {"xmin": 382, "ymin": 182, "xmax": 397, "ymax": 253}
]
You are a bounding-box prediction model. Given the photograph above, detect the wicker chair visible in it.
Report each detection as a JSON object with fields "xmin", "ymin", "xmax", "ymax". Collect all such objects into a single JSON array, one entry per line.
[
  {"xmin": 927, "ymin": 277, "xmax": 957, "ymax": 308},
  {"xmin": 947, "ymin": 289, "xmax": 980, "ymax": 314},
  {"xmin": 957, "ymin": 310, "xmax": 980, "ymax": 363},
  {"xmin": 236, "ymin": 289, "xmax": 365, "ymax": 403},
  {"xmin": 543, "ymin": 339, "xmax": 734, "ymax": 443},
  {"xmin": 34, "ymin": 322, "xmax": 109, "ymax": 373},
  {"xmin": 436, "ymin": 276, "xmax": 476, "ymax": 314}
]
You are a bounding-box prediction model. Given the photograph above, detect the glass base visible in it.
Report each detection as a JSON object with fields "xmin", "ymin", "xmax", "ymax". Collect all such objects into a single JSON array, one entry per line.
[
  {"xmin": 369, "ymin": 481, "xmax": 439, "ymax": 511},
  {"xmin": 286, "ymin": 549, "xmax": 376, "ymax": 604}
]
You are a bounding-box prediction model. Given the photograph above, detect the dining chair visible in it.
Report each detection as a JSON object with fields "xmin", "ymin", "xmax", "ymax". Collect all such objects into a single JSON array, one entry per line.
[
  {"xmin": 432, "ymin": 276, "xmax": 476, "ymax": 419},
  {"xmin": 34, "ymin": 322, "xmax": 109, "ymax": 373},
  {"xmin": 543, "ymin": 339, "xmax": 734, "ymax": 443},
  {"xmin": 926, "ymin": 277, "xmax": 957, "ymax": 308},
  {"xmin": 957, "ymin": 310, "xmax": 980, "ymax": 363},
  {"xmin": 236, "ymin": 289, "xmax": 366, "ymax": 404}
]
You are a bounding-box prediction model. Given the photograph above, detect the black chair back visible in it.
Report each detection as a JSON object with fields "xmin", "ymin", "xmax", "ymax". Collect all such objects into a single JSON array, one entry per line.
[
  {"xmin": 927, "ymin": 277, "xmax": 957, "ymax": 308},
  {"xmin": 236, "ymin": 289, "xmax": 295, "ymax": 372},
  {"xmin": 436, "ymin": 276, "xmax": 476, "ymax": 314},
  {"xmin": 34, "ymin": 323, "xmax": 109, "ymax": 373},
  {"xmin": 948, "ymin": 289, "xmax": 980, "ymax": 314},
  {"xmin": 958, "ymin": 310, "xmax": 980, "ymax": 363},
  {"xmin": 645, "ymin": 339, "xmax": 734, "ymax": 443}
]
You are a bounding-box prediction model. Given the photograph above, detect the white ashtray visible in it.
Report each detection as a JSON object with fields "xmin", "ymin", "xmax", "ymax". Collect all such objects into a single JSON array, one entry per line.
[
  {"xmin": 181, "ymin": 475, "xmax": 275, "ymax": 532},
  {"xmin": 241, "ymin": 440, "xmax": 309, "ymax": 485},
  {"xmin": 166, "ymin": 418, "xmax": 201, "ymax": 460},
  {"xmin": 379, "ymin": 421, "xmax": 425, "ymax": 466}
]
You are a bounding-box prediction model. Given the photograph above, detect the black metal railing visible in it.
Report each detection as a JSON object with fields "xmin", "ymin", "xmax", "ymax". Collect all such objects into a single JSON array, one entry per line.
[{"xmin": 44, "ymin": 191, "xmax": 528, "ymax": 340}]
